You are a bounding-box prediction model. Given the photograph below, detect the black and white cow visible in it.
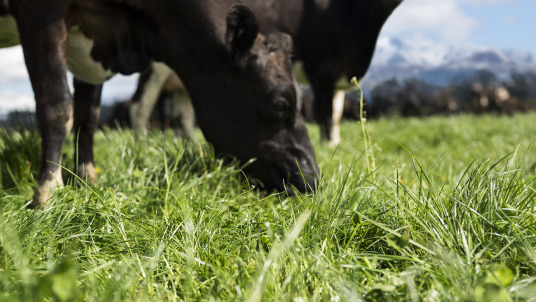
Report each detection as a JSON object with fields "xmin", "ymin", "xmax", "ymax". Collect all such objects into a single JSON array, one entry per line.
[{"xmin": 0, "ymin": 0, "xmax": 318, "ymax": 208}]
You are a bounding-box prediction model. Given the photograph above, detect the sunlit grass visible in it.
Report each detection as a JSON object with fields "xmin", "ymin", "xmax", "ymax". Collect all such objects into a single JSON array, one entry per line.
[{"xmin": 1, "ymin": 112, "xmax": 536, "ymax": 301}]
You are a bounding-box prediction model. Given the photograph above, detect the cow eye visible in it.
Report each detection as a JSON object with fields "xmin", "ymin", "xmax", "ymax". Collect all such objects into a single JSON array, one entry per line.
[{"xmin": 273, "ymin": 98, "xmax": 289, "ymax": 112}]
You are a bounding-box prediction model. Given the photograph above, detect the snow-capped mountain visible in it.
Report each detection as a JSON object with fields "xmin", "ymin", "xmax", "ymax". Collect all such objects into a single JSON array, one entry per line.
[{"xmin": 361, "ymin": 37, "xmax": 536, "ymax": 91}]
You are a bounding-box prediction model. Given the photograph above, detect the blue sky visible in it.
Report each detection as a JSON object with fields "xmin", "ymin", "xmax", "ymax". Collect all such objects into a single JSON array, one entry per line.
[
  {"xmin": 382, "ymin": 0, "xmax": 536, "ymax": 52},
  {"xmin": 0, "ymin": 0, "xmax": 535, "ymax": 112},
  {"xmin": 461, "ymin": 0, "xmax": 535, "ymax": 52}
]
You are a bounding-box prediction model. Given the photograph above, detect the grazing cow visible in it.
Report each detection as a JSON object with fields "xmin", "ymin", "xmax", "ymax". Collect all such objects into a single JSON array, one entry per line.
[
  {"xmin": 129, "ymin": 0, "xmax": 402, "ymax": 146},
  {"xmin": 1, "ymin": 0, "xmax": 318, "ymax": 208}
]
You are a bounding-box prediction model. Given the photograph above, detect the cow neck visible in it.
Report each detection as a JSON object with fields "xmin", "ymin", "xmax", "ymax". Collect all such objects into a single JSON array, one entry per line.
[{"xmin": 144, "ymin": 2, "xmax": 240, "ymax": 108}]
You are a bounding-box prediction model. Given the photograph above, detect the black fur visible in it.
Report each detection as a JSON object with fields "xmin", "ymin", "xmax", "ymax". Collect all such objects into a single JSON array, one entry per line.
[
  {"xmin": 0, "ymin": 0, "xmax": 9, "ymax": 16},
  {"xmin": 225, "ymin": 4, "xmax": 260, "ymax": 63}
]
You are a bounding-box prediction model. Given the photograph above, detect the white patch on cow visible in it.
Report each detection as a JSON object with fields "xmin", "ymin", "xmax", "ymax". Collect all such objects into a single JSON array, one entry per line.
[
  {"xmin": 447, "ymin": 98, "xmax": 458, "ymax": 111},
  {"xmin": 66, "ymin": 26, "xmax": 115, "ymax": 85},
  {"xmin": 130, "ymin": 62, "xmax": 174, "ymax": 134},
  {"xmin": 495, "ymin": 87, "xmax": 510, "ymax": 102},
  {"xmin": 480, "ymin": 95, "xmax": 489, "ymax": 107},
  {"xmin": 0, "ymin": 15, "xmax": 20, "ymax": 48},
  {"xmin": 329, "ymin": 90, "xmax": 345, "ymax": 148}
]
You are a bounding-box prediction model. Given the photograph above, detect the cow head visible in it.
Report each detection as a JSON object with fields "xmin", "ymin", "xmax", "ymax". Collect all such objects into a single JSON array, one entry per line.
[{"xmin": 188, "ymin": 5, "xmax": 318, "ymax": 194}]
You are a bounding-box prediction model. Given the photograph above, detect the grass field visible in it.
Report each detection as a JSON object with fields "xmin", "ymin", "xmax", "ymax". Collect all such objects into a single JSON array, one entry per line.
[{"xmin": 1, "ymin": 113, "xmax": 536, "ymax": 301}]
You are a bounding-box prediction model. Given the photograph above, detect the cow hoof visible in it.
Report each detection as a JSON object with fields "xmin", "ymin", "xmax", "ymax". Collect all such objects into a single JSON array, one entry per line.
[
  {"xmin": 328, "ymin": 137, "xmax": 340, "ymax": 148},
  {"xmin": 30, "ymin": 185, "xmax": 54, "ymax": 210},
  {"xmin": 29, "ymin": 190, "xmax": 51, "ymax": 210},
  {"xmin": 77, "ymin": 163, "xmax": 98, "ymax": 185},
  {"xmin": 29, "ymin": 169, "xmax": 64, "ymax": 210}
]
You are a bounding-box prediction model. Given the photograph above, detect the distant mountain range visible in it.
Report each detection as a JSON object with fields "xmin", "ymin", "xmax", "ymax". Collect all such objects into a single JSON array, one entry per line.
[{"xmin": 361, "ymin": 37, "xmax": 536, "ymax": 93}]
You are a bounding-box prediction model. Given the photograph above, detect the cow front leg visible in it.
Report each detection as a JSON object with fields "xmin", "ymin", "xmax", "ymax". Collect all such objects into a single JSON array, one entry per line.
[
  {"xmin": 310, "ymin": 77, "xmax": 336, "ymax": 142},
  {"xmin": 73, "ymin": 78, "xmax": 102, "ymax": 184},
  {"xmin": 11, "ymin": 6, "xmax": 72, "ymax": 208}
]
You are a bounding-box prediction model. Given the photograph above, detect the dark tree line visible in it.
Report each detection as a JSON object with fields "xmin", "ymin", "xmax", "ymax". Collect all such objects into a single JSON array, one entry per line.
[{"xmin": 367, "ymin": 69, "xmax": 536, "ymax": 118}]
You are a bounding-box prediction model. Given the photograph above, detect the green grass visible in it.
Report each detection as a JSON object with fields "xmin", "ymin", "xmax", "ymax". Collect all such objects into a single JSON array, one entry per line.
[{"xmin": 1, "ymin": 113, "xmax": 536, "ymax": 301}]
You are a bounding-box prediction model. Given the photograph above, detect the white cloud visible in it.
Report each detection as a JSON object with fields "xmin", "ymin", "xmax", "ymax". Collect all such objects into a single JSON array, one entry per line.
[
  {"xmin": 0, "ymin": 91, "xmax": 35, "ymax": 112},
  {"xmin": 381, "ymin": 0, "xmax": 518, "ymax": 45},
  {"xmin": 0, "ymin": 47, "xmax": 35, "ymax": 112},
  {"xmin": 0, "ymin": 46, "xmax": 29, "ymax": 83},
  {"xmin": 373, "ymin": 36, "xmax": 455, "ymax": 67},
  {"xmin": 502, "ymin": 15, "xmax": 518, "ymax": 23},
  {"xmin": 382, "ymin": 0, "xmax": 479, "ymax": 44},
  {"xmin": 0, "ymin": 45, "xmax": 138, "ymax": 112}
]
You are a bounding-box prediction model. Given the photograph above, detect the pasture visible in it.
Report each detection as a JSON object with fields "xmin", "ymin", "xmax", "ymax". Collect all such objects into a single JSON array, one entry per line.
[{"xmin": 1, "ymin": 112, "xmax": 536, "ymax": 301}]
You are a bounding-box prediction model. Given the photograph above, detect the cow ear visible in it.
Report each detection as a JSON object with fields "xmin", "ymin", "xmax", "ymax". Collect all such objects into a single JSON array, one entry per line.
[{"xmin": 225, "ymin": 4, "xmax": 260, "ymax": 60}]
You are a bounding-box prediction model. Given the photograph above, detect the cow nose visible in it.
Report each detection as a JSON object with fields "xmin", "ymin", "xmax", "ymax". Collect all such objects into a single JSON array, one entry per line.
[
  {"xmin": 283, "ymin": 149, "xmax": 319, "ymax": 194},
  {"xmin": 285, "ymin": 168, "xmax": 317, "ymax": 194}
]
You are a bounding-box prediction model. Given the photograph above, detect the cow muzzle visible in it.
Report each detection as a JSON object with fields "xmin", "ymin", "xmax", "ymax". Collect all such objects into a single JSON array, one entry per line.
[{"xmin": 255, "ymin": 142, "xmax": 319, "ymax": 195}]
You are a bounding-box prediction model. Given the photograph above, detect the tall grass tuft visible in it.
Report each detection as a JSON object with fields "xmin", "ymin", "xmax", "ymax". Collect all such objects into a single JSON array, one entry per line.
[{"xmin": 352, "ymin": 77, "xmax": 375, "ymax": 175}]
